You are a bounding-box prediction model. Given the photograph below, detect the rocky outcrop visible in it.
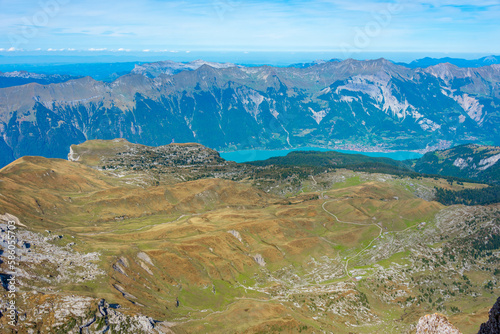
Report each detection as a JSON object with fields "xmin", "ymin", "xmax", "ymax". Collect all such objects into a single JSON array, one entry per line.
[
  {"xmin": 252, "ymin": 254, "xmax": 266, "ymax": 267},
  {"xmin": 0, "ymin": 213, "xmax": 27, "ymax": 228},
  {"xmin": 0, "ymin": 221, "xmax": 105, "ymax": 288},
  {"xmin": 0, "ymin": 293, "xmax": 166, "ymax": 333},
  {"xmin": 416, "ymin": 313, "xmax": 462, "ymax": 334},
  {"xmin": 477, "ymin": 297, "xmax": 500, "ymax": 334},
  {"xmin": 92, "ymin": 299, "xmax": 158, "ymax": 334},
  {"xmin": 419, "ymin": 297, "xmax": 500, "ymax": 334}
]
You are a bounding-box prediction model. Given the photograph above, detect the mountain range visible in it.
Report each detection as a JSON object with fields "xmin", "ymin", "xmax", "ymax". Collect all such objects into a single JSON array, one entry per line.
[
  {"xmin": 1, "ymin": 58, "xmax": 500, "ymax": 168},
  {"xmin": 398, "ymin": 55, "xmax": 500, "ymax": 69},
  {"xmin": 0, "ymin": 71, "xmax": 78, "ymax": 88}
]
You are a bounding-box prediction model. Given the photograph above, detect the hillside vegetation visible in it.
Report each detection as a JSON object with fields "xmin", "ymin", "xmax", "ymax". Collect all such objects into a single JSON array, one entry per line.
[
  {"xmin": 0, "ymin": 140, "xmax": 498, "ymax": 333},
  {"xmin": 250, "ymin": 146, "xmax": 500, "ymax": 206},
  {"xmin": 412, "ymin": 144, "xmax": 500, "ymax": 184}
]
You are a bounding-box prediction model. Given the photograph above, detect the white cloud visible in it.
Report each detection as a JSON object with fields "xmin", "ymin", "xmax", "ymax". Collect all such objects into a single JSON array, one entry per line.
[
  {"xmin": 7, "ymin": 47, "xmax": 16, "ymax": 52},
  {"xmin": 88, "ymin": 48, "xmax": 107, "ymax": 51}
]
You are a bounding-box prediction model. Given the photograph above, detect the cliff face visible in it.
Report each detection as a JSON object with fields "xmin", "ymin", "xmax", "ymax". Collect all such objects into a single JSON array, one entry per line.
[
  {"xmin": 477, "ymin": 297, "xmax": 500, "ymax": 334},
  {"xmin": 416, "ymin": 313, "xmax": 462, "ymax": 334}
]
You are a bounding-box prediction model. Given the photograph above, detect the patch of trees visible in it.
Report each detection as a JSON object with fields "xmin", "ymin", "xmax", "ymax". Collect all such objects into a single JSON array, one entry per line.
[
  {"xmin": 246, "ymin": 150, "xmax": 490, "ymax": 183},
  {"xmin": 472, "ymin": 233, "xmax": 500, "ymax": 252},
  {"xmin": 434, "ymin": 185, "xmax": 500, "ymax": 206},
  {"xmin": 247, "ymin": 151, "xmax": 421, "ymax": 177}
]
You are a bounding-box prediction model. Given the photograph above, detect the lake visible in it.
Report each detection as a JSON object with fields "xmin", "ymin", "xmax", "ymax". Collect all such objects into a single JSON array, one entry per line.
[{"xmin": 219, "ymin": 147, "xmax": 423, "ymax": 163}]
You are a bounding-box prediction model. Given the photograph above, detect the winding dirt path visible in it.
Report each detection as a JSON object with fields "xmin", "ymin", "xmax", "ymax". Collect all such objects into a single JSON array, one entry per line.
[
  {"xmin": 320, "ymin": 191, "xmax": 420, "ymax": 277},
  {"xmin": 321, "ymin": 195, "xmax": 382, "ymax": 277}
]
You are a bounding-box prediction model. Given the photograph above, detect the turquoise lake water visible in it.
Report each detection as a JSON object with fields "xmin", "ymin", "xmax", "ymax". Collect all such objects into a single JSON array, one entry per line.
[{"xmin": 220, "ymin": 147, "xmax": 423, "ymax": 163}]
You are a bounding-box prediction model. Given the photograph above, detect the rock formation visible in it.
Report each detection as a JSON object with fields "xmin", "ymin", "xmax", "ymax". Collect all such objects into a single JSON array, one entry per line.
[
  {"xmin": 416, "ymin": 313, "xmax": 462, "ymax": 334},
  {"xmin": 477, "ymin": 297, "xmax": 500, "ymax": 334}
]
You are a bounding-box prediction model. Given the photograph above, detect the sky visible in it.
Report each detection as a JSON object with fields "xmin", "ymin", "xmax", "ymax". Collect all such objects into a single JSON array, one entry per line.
[{"xmin": 0, "ymin": 0, "xmax": 499, "ymax": 56}]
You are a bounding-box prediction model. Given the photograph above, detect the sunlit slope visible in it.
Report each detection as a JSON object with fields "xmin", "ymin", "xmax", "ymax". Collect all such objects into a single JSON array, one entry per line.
[{"xmin": 0, "ymin": 155, "xmax": 497, "ymax": 333}]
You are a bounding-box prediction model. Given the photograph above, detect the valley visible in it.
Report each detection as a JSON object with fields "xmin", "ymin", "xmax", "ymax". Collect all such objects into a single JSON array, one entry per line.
[
  {"xmin": 1, "ymin": 58, "xmax": 500, "ymax": 168},
  {"xmin": 0, "ymin": 140, "xmax": 498, "ymax": 333}
]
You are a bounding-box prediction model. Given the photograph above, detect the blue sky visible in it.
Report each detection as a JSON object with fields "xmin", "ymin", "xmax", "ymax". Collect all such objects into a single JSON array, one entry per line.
[{"xmin": 0, "ymin": 0, "xmax": 499, "ymax": 54}]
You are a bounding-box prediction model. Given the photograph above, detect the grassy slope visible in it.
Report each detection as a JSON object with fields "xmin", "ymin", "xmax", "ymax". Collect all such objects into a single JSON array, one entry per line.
[{"xmin": 0, "ymin": 155, "xmax": 498, "ymax": 333}]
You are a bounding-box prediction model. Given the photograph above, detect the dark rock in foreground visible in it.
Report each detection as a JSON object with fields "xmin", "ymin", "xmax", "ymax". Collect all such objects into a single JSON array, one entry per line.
[{"xmin": 478, "ymin": 297, "xmax": 500, "ymax": 334}]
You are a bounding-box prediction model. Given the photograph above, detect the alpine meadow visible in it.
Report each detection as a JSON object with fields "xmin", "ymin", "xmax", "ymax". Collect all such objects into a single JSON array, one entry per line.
[{"xmin": 0, "ymin": 1, "xmax": 500, "ymax": 333}]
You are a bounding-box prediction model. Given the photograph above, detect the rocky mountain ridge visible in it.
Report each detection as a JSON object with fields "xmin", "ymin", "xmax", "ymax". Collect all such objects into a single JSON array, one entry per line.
[
  {"xmin": 412, "ymin": 144, "xmax": 500, "ymax": 184},
  {"xmin": 401, "ymin": 55, "xmax": 500, "ymax": 69},
  {"xmin": 0, "ymin": 70, "xmax": 77, "ymax": 88},
  {"xmin": 131, "ymin": 59, "xmax": 237, "ymax": 77},
  {"xmin": 0, "ymin": 58, "xmax": 499, "ymax": 167}
]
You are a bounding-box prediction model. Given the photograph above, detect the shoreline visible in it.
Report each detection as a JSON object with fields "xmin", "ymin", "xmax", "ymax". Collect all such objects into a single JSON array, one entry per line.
[
  {"xmin": 217, "ymin": 145, "xmax": 424, "ymax": 155},
  {"xmin": 218, "ymin": 145, "xmax": 424, "ymax": 162}
]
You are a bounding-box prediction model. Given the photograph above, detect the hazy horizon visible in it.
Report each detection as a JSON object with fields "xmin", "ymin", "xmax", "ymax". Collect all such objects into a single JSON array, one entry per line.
[{"xmin": 0, "ymin": 51, "xmax": 499, "ymax": 68}]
